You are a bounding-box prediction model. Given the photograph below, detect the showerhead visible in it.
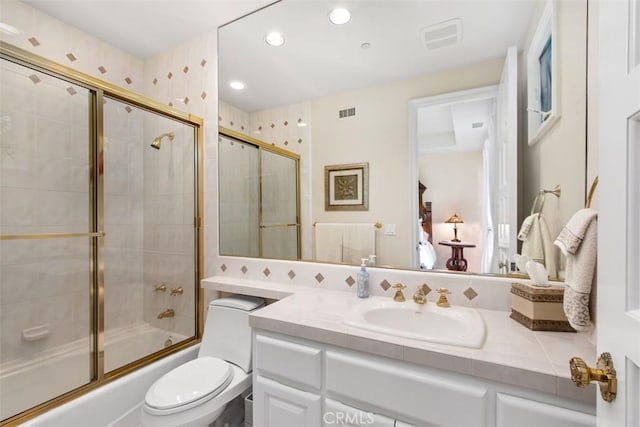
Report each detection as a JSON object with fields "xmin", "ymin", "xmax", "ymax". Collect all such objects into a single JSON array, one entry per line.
[{"xmin": 150, "ymin": 132, "xmax": 175, "ymax": 150}]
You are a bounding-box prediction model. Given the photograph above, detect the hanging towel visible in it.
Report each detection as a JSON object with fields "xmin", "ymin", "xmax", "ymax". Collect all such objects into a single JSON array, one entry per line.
[
  {"xmin": 519, "ymin": 213, "xmax": 558, "ymax": 278},
  {"xmin": 554, "ymin": 209, "xmax": 598, "ymax": 331},
  {"xmin": 342, "ymin": 223, "xmax": 376, "ymax": 264},
  {"xmin": 314, "ymin": 223, "xmax": 344, "ymax": 263}
]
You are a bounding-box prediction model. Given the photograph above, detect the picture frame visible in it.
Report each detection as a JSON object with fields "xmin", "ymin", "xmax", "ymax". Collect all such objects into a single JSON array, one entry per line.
[
  {"xmin": 527, "ymin": 0, "xmax": 560, "ymax": 145},
  {"xmin": 324, "ymin": 162, "xmax": 369, "ymax": 211}
]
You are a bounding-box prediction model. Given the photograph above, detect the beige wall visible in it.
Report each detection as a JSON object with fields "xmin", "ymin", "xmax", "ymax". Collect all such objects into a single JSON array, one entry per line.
[
  {"xmin": 520, "ymin": 0, "xmax": 588, "ymax": 274},
  {"xmin": 311, "ymin": 59, "xmax": 503, "ymax": 267},
  {"xmin": 419, "ymin": 151, "xmax": 483, "ymax": 271}
]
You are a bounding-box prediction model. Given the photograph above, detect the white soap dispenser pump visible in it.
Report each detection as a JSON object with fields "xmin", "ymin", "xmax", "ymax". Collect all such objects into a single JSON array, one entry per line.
[{"xmin": 357, "ymin": 258, "xmax": 370, "ymax": 298}]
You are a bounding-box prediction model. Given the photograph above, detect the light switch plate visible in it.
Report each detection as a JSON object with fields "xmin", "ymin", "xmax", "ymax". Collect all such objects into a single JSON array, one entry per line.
[{"xmin": 384, "ymin": 224, "xmax": 397, "ymax": 236}]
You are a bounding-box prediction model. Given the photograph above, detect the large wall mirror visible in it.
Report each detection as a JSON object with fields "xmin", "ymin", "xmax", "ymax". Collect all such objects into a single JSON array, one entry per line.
[{"xmin": 218, "ymin": 0, "xmax": 587, "ymax": 280}]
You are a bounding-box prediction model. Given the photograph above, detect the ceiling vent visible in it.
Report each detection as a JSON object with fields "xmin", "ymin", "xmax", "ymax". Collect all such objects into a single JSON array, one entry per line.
[
  {"xmin": 338, "ymin": 107, "xmax": 356, "ymax": 119},
  {"xmin": 421, "ymin": 19, "xmax": 462, "ymax": 50}
]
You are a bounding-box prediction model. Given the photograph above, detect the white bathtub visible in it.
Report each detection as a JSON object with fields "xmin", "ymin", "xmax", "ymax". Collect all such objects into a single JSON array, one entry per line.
[{"xmin": 0, "ymin": 323, "xmax": 195, "ymax": 425}]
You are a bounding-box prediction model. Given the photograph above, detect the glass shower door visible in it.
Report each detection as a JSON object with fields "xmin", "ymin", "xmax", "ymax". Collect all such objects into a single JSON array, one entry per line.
[
  {"xmin": 0, "ymin": 59, "xmax": 93, "ymax": 420},
  {"xmin": 260, "ymin": 150, "xmax": 299, "ymax": 259}
]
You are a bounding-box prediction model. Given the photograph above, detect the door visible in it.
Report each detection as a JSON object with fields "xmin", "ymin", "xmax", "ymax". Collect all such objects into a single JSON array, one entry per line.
[
  {"xmin": 597, "ymin": 0, "xmax": 640, "ymax": 425},
  {"xmin": 495, "ymin": 46, "xmax": 518, "ymax": 274},
  {"xmin": 254, "ymin": 375, "xmax": 321, "ymax": 427}
]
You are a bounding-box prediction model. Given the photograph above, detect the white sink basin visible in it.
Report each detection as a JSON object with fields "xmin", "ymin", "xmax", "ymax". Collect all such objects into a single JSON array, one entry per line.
[{"xmin": 344, "ymin": 299, "xmax": 486, "ymax": 349}]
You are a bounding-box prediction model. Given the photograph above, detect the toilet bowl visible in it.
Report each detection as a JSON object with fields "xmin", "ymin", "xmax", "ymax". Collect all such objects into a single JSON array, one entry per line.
[{"xmin": 140, "ymin": 295, "xmax": 264, "ymax": 427}]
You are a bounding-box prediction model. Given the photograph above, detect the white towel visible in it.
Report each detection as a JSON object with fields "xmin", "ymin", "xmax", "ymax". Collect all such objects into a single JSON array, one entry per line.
[
  {"xmin": 554, "ymin": 209, "xmax": 598, "ymax": 331},
  {"xmin": 342, "ymin": 224, "xmax": 376, "ymax": 264},
  {"xmin": 314, "ymin": 223, "xmax": 344, "ymax": 263},
  {"xmin": 520, "ymin": 213, "xmax": 558, "ymax": 278}
]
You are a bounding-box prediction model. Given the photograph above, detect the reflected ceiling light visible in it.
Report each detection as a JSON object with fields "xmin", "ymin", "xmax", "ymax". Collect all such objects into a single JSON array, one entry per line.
[
  {"xmin": 0, "ymin": 23, "xmax": 22, "ymax": 35},
  {"xmin": 265, "ymin": 31, "xmax": 285, "ymax": 47},
  {"xmin": 329, "ymin": 8, "xmax": 351, "ymax": 25},
  {"xmin": 297, "ymin": 118, "xmax": 308, "ymax": 127},
  {"xmin": 361, "ymin": 42, "xmax": 371, "ymax": 50},
  {"xmin": 229, "ymin": 81, "xmax": 245, "ymax": 90}
]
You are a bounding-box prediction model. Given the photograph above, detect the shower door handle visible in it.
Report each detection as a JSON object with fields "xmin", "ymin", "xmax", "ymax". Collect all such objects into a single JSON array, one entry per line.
[{"xmin": 0, "ymin": 231, "xmax": 106, "ymax": 240}]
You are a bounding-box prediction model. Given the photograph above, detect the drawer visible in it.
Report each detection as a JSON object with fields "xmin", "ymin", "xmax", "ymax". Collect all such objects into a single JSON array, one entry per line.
[
  {"xmin": 326, "ymin": 350, "xmax": 488, "ymax": 426},
  {"xmin": 255, "ymin": 334, "xmax": 322, "ymax": 390},
  {"xmin": 496, "ymin": 393, "xmax": 595, "ymax": 427}
]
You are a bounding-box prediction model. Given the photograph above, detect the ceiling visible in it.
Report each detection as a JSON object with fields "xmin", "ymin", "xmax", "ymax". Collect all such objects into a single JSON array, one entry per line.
[
  {"xmin": 23, "ymin": 0, "xmax": 273, "ymax": 58},
  {"xmin": 219, "ymin": 0, "xmax": 538, "ymax": 112}
]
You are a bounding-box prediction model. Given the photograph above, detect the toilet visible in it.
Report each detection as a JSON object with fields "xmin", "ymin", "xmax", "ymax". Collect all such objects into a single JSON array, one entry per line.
[{"xmin": 140, "ymin": 295, "xmax": 264, "ymax": 427}]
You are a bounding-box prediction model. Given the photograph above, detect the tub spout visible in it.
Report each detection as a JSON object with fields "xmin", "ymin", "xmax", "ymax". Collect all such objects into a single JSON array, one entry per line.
[{"xmin": 157, "ymin": 309, "xmax": 175, "ymax": 319}]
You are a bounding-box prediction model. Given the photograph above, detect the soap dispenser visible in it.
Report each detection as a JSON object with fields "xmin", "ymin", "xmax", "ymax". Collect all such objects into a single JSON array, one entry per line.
[{"xmin": 357, "ymin": 258, "xmax": 370, "ymax": 298}]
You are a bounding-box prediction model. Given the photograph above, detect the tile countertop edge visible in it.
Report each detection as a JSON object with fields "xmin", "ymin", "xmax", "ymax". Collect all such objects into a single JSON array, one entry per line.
[{"xmin": 201, "ymin": 275, "xmax": 596, "ymax": 405}]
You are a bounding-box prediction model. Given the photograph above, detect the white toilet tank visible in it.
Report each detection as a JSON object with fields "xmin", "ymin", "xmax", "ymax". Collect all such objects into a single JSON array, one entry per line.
[{"xmin": 198, "ymin": 296, "xmax": 264, "ymax": 372}]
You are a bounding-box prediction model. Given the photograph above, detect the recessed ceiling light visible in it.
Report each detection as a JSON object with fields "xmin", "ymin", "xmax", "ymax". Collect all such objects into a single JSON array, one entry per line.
[
  {"xmin": 265, "ymin": 31, "xmax": 285, "ymax": 47},
  {"xmin": 361, "ymin": 42, "xmax": 371, "ymax": 50},
  {"xmin": 229, "ymin": 81, "xmax": 245, "ymax": 90},
  {"xmin": 0, "ymin": 22, "xmax": 22, "ymax": 35},
  {"xmin": 329, "ymin": 8, "xmax": 351, "ymax": 25}
]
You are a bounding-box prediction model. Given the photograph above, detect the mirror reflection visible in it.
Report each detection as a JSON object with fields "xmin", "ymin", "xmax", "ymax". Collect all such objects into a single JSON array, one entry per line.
[{"xmin": 218, "ymin": 0, "xmax": 587, "ymax": 279}]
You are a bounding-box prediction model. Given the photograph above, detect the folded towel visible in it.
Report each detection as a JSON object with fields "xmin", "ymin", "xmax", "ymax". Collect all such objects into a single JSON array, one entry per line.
[
  {"xmin": 554, "ymin": 209, "xmax": 598, "ymax": 331},
  {"xmin": 555, "ymin": 208, "xmax": 598, "ymax": 255},
  {"xmin": 314, "ymin": 223, "xmax": 344, "ymax": 263},
  {"xmin": 520, "ymin": 213, "xmax": 557, "ymax": 278}
]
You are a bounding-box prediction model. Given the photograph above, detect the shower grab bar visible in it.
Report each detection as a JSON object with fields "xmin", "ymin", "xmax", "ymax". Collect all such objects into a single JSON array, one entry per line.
[
  {"xmin": 259, "ymin": 223, "xmax": 300, "ymax": 228},
  {"xmin": 0, "ymin": 231, "xmax": 106, "ymax": 240}
]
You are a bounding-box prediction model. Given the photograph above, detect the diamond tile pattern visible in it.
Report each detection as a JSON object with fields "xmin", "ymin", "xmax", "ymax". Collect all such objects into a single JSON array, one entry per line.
[
  {"xmin": 201, "ymin": 59, "xmax": 207, "ymax": 67},
  {"xmin": 241, "ymin": 265, "xmax": 248, "ymax": 274},
  {"xmin": 288, "ymin": 270, "xmax": 296, "ymax": 279},
  {"xmin": 98, "ymin": 66, "xmax": 107, "ymax": 74},
  {"xmin": 221, "ymin": 264, "xmax": 227, "ymax": 272},
  {"xmin": 66, "ymin": 87, "xmax": 76, "ymax": 95},
  {"xmin": 464, "ymin": 287, "xmax": 478, "ymax": 300},
  {"xmin": 66, "ymin": 53, "xmax": 77, "ymax": 62},
  {"xmin": 345, "ymin": 276, "xmax": 355, "ymax": 287},
  {"xmin": 315, "ymin": 273, "xmax": 324, "ymax": 283},
  {"xmin": 167, "ymin": 72, "xmax": 173, "ymax": 79},
  {"xmin": 201, "ymin": 91, "xmax": 207, "ymax": 100},
  {"xmin": 380, "ymin": 280, "xmax": 391, "ymax": 291},
  {"xmin": 183, "ymin": 66, "xmax": 189, "ymax": 74},
  {"xmin": 124, "ymin": 77, "xmax": 132, "ymax": 85},
  {"xmin": 28, "ymin": 37, "xmax": 40, "ymax": 47},
  {"xmin": 183, "ymin": 97, "xmax": 190, "ymax": 105},
  {"xmin": 124, "ymin": 106, "xmax": 132, "ymax": 113},
  {"xmin": 28, "ymin": 74, "xmax": 41, "ymax": 84},
  {"xmin": 263, "ymin": 268, "xmax": 271, "ymax": 277},
  {"xmin": 153, "ymin": 78, "xmax": 158, "ymax": 85}
]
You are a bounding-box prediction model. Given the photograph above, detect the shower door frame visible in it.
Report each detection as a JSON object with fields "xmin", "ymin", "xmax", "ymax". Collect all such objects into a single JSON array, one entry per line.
[
  {"xmin": 218, "ymin": 127, "xmax": 302, "ymax": 259},
  {"xmin": 0, "ymin": 42, "xmax": 204, "ymax": 426}
]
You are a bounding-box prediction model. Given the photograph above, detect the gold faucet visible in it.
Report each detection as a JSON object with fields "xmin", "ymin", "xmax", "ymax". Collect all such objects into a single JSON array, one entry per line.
[
  {"xmin": 413, "ymin": 285, "xmax": 427, "ymax": 304},
  {"xmin": 154, "ymin": 284, "xmax": 167, "ymax": 293},
  {"xmin": 157, "ymin": 309, "xmax": 175, "ymax": 319},
  {"xmin": 436, "ymin": 288, "xmax": 451, "ymax": 307},
  {"xmin": 392, "ymin": 284, "xmax": 407, "ymax": 302},
  {"xmin": 170, "ymin": 286, "xmax": 183, "ymax": 296}
]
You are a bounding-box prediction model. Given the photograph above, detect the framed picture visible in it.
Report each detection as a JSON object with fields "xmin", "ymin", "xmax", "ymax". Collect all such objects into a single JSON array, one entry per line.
[
  {"xmin": 527, "ymin": 0, "xmax": 560, "ymax": 145},
  {"xmin": 324, "ymin": 162, "xmax": 369, "ymax": 211}
]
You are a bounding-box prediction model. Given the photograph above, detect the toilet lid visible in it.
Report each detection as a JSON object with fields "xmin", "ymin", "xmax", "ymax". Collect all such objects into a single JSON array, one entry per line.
[{"xmin": 145, "ymin": 357, "xmax": 233, "ymax": 410}]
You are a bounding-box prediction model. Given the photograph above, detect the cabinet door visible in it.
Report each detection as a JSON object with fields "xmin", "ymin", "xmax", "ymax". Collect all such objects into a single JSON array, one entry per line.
[
  {"xmin": 254, "ymin": 375, "xmax": 321, "ymax": 427},
  {"xmin": 496, "ymin": 393, "xmax": 595, "ymax": 427}
]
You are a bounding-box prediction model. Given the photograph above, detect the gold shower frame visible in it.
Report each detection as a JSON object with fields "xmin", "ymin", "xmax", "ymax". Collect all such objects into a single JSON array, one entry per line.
[{"xmin": 0, "ymin": 42, "xmax": 204, "ymax": 426}]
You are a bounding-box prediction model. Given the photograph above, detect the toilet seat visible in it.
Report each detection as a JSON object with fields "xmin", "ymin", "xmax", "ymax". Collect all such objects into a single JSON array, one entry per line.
[{"xmin": 144, "ymin": 357, "xmax": 234, "ymax": 415}]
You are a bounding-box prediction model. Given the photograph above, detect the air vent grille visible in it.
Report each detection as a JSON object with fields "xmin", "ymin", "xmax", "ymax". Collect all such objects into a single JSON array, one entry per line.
[
  {"xmin": 338, "ymin": 107, "xmax": 356, "ymax": 118},
  {"xmin": 421, "ymin": 19, "xmax": 462, "ymax": 50}
]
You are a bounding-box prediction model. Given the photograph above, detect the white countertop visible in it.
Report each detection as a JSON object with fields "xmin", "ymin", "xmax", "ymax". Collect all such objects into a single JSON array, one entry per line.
[{"xmin": 202, "ymin": 276, "xmax": 596, "ymax": 404}]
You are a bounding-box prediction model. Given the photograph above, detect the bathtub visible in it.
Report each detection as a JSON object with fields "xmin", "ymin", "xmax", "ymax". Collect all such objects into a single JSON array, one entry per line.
[{"xmin": 0, "ymin": 323, "xmax": 195, "ymax": 425}]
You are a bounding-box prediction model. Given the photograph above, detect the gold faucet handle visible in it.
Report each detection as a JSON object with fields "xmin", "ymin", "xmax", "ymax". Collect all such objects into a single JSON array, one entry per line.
[
  {"xmin": 436, "ymin": 288, "xmax": 451, "ymax": 307},
  {"xmin": 154, "ymin": 284, "xmax": 167, "ymax": 293},
  {"xmin": 391, "ymin": 284, "xmax": 407, "ymax": 302}
]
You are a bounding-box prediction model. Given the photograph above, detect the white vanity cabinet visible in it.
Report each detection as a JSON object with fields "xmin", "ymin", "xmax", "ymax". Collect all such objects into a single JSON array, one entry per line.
[{"xmin": 252, "ymin": 331, "xmax": 595, "ymax": 427}]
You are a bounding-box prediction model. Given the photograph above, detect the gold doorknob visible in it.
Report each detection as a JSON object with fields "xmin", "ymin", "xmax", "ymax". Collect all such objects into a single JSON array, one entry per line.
[{"xmin": 569, "ymin": 352, "xmax": 617, "ymax": 402}]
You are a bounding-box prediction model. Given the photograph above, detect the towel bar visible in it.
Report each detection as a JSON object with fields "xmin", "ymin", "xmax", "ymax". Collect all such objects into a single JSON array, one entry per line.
[{"xmin": 586, "ymin": 176, "xmax": 598, "ymax": 208}]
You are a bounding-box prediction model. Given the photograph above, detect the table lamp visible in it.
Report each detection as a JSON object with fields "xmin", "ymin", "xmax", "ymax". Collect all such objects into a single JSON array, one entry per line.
[{"xmin": 445, "ymin": 214, "xmax": 463, "ymax": 242}]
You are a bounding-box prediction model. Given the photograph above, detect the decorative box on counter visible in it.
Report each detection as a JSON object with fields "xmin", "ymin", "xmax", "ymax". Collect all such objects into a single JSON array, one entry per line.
[{"xmin": 510, "ymin": 282, "xmax": 575, "ymax": 332}]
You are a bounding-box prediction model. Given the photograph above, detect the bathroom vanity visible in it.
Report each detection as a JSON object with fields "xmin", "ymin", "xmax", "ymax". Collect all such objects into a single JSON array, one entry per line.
[{"xmin": 201, "ymin": 277, "xmax": 596, "ymax": 427}]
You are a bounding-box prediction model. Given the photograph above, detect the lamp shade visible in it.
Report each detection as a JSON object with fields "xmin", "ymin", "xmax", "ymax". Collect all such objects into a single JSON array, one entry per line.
[{"xmin": 445, "ymin": 214, "xmax": 464, "ymax": 224}]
